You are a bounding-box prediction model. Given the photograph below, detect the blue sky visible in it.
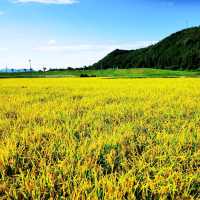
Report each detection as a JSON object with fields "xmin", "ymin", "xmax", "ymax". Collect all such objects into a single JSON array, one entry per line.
[{"xmin": 0, "ymin": 0, "xmax": 200, "ymax": 69}]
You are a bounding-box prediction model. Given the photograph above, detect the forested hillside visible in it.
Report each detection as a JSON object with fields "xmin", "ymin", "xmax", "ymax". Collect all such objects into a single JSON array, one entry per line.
[{"xmin": 92, "ymin": 27, "xmax": 200, "ymax": 70}]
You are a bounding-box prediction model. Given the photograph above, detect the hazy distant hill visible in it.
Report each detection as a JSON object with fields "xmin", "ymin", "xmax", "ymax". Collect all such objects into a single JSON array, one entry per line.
[
  {"xmin": 92, "ymin": 26, "xmax": 200, "ymax": 70},
  {"xmin": 0, "ymin": 68, "xmax": 34, "ymax": 73}
]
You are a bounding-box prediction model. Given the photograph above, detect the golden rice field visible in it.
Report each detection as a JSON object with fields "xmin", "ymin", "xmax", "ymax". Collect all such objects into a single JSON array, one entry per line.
[{"xmin": 0, "ymin": 78, "xmax": 199, "ymax": 200}]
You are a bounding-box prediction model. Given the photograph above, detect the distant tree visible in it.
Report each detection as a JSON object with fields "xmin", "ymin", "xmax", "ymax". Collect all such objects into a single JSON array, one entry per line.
[
  {"xmin": 82, "ymin": 66, "xmax": 87, "ymax": 70},
  {"xmin": 43, "ymin": 67, "xmax": 47, "ymax": 72},
  {"xmin": 80, "ymin": 74, "xmax": 89, "ymax": 77}
]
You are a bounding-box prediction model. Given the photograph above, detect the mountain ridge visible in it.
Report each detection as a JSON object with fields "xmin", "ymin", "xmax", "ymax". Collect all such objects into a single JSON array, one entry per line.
[{"xmin": 91, "ymin": 26, "xmax": 200, "ymax": 70}]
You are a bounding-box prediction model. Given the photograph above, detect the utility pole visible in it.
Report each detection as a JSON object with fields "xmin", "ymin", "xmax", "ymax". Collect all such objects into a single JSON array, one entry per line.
[{"xmin": 28, "ymin": 59, "xmax": 32, "ymax": 71}]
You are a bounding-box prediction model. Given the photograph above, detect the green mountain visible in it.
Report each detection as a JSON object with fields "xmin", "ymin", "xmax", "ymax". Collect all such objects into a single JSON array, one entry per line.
[{"xmin": 91, "ymin": 26, "xmax": 200, "ymax": 70}]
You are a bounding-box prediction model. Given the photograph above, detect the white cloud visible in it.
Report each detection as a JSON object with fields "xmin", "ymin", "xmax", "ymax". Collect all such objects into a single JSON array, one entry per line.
[
  {"xmin": 31, "ymin": 40, "xmax": 157, "ymax": 67},
  {"xmin": 35, "ymin": 44, "xmax": 111, "ymax": 52},
  {"xmin": 15, "ymin": 0, "xmax": 79, "ymax": 5},
  {"xmin": 34, "ymin": 41, "xmax": 157, "ymax": 53},
  {"xmin": 0, "ymin": 48, "xmax": 8, "ymax": 52},
  {"xmin": 47, "ymin": 39, "xmax": 57, "ymax": 45}
]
